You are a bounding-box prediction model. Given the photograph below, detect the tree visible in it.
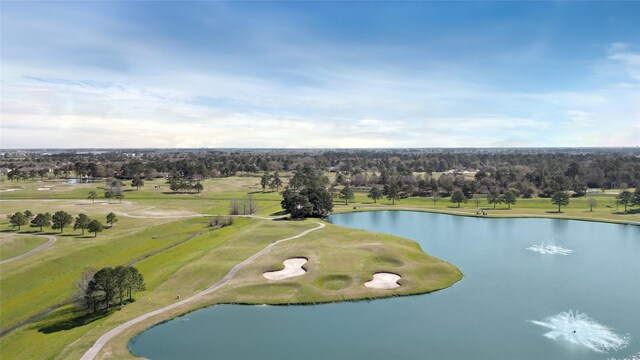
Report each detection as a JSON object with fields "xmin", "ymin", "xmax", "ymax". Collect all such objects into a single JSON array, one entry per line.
[
  {"xmin": 104, "ymin": 190, "xmax": 113, "ymax": 203},
  {"xmin": 8, "ymin": 212, "xmax": 27, "ymax": 230},
  {"xmin": 193, "ymin": 182, "xmax": 204, "ymax": 193},
  {"xmin": 88, "ymin": 190, "xmax": 98, "ymax": 203},
  {"xmin": 281, "ymin": 190, "xmax": 313, "ymax": 218},
  {"xmin": 115, "ymin": 190, "xmax": 124, "ymax": 203},
  {"xmin": 23, "ymin": 210, "xmax": 34, "ymax": 222},
  {"xmin": 450, "ymin": 190, "xmax": 466, "ymax": 208},
  {"xmin": 124, "ymin": 266, "xmax": 145, "ymax": 301},
  {"xmin": 616, "ymin": 190, "xmax": 633, "ymax": 213},
  {"xmin": 432, "ymin": 194, "xmax": 441, "ymax": 206},
  {"xmin": 229, "ymin": 199, "xmax": 240, "ymax": 215},
  {"xmin": 106, "ymin": 212, "xmax": 118, "ymax": 227},
  {"xmin": 551, "ymin": 191, "xmax": 570, "ymax": 213},
  {"xmin": 472, "ymin": 195, "xmax": 482, "ymax": 208},
  {"xmin": 501, "ymin": 191, "xmax": 517, "ymax": 209},
  {"xmin": 87, "ymin": 219, "xmax": 104, "ymax": 237},
  {"xmin": 367, "ymin": 187, "xmax": 383, "ymax": 203},
  {"xmin": 52, "ymin": 211, "xmax": 73, "ymax": 233},
  {"xmin": 247, "ymin": 195, "xmax": 257, "ymax": 215},
  {"xmin": 300, "ymin": 187, "xmax": 333, "ymax": 217},
  {"xmin": 281, "ymin": 167, "xmax": 333, "ymax": 218},
  {"xmin": 31, "ymin": 212, "xmax": 52, "ymax": 232},
  {"xmin": 633, "ymin": 188, "xmax": 640, "ymax": 207},
  {"xmin": 113, "ymin": 266, "xmax": 129, "ymax": 305},
  {"xmin": 429, "ymin": 178, "xmax": 439, "ymax": 195},
  {"xmin": 383, "ymin": 182, "xmax": 401, "ymax": 205},
  {"xmin": 270, "ymin": 172, "xmax": 282, "ymax": 192},
  {"xmin": 487, "ymin": 190, "xmax": 502, "ymax": 209},
  {"xmin": 260, "ymin": 173, "xmax": 270, "ymax": 192},
  {"xmin": 86, "ymin": 267, "xmax": 117, "ymax": 311},
  {"xmin": 571, "ymin": 177, "xmax": 587, "ymax": 197},
  {"xmin": 587, "ymin": 198, "xmax": 597, "ymax": 212},
  {"xmin": 73, "ymin": 213, "xmax": 91, "ymax": 235},
  {"xmin": 84, "ymin": 266, "xmax": 145, "ymax": 312},
  {"xmin": 131, "ymin": 177, "xmax": 144, "ymax": 190},
  {"xmin": 288, "ymin": 167, "xmax": 329, "ymax": 191},
  {"xmin": 461, "ymin": 180, "xmax": 477, "ymax": 199},
  {"xmin": 339, "ymin": 186, "xmax": 355, "ymax": 205},
  {"xmin": 74, "ymin": 266, "xmax": 96, "ymax": 309}
]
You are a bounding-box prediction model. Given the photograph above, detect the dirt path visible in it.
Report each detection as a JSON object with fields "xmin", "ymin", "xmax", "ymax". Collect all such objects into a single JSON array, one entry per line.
[
  {"xmin": 80, "ymin": 222, "xmax": 325, "ymax": 360},
  {"xmin": 0, "ymin": 233, "xmax": 57, "ymax": 265}
]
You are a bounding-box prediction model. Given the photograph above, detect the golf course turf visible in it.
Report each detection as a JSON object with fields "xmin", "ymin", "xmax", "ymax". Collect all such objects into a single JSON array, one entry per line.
[{"xmin": 0, "ymin": 176, "xmax": 637, "ymax": 359}]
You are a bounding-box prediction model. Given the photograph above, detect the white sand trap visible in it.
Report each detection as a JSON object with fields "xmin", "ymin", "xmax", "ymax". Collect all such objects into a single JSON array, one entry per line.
[
  {"xmin": 37, "ymin": 187, "xmax": 52, "ymax": 191},
  {"xmin": 365, "ymin": 272, "xmax": 401, "ymax": 289},
  {"xmin": 0, "ymin": 188, "xmax": 22, "ymax": 192},
  {"xmin": 263, "ymin": 258, "xmax": 308, "ymax": 280}
]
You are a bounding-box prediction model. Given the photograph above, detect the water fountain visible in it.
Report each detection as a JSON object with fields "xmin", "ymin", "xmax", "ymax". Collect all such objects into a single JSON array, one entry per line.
[
  {"xmin": 526, "ymin": 239, "xmax": 573, "ymax": 255},
  {"xmin": 531, "ymin": 310, "xmax": 629, "ymax": 353}
]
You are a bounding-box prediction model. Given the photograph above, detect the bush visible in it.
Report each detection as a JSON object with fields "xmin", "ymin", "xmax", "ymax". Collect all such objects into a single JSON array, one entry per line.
[{"xmin": 209, "ymin": 216, "xmax": 234, "ymax": 228}]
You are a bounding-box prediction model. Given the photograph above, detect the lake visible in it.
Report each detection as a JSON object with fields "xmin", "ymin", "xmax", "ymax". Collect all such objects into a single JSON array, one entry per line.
[{"xmin": 130, "ymin": 211, "xmax": 640, "ymax": 359}]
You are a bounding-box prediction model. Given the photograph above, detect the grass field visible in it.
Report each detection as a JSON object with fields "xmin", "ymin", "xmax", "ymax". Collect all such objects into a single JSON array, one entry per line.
[
  {"xmin": 334, "ymin": 187, "xmax": 639, "ymax": 225},
  {"xmin": 0, "ymin": 234, "xmax": 48, "ymax": 261},
  {"xmin": 0, "ymin": 176, "xmax": 637, "ymax": 359}
]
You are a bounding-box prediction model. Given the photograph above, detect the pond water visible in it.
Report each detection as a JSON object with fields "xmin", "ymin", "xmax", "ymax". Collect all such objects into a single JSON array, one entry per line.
[{"xmin": 129, "ymin": 211, "xmax": 640, "ymax": 360}]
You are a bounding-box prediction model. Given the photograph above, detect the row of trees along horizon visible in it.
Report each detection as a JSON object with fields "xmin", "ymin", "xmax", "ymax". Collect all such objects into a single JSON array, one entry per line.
[
  {"xmin": 2, "ymin": 150, "xmax": 639, "ymax": 194},
  {"xmin": 7, "ymin": 210, "xmax": 118, "ymax": 236},
  {"xmin": 278, "ymin": 167, "xmax": 640, "ymax": 218}
]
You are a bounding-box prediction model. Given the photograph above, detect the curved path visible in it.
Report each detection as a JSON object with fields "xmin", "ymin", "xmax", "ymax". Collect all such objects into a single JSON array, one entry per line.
[
  {"xmin": 0, "ymin": 233, "xmax": 57, "ymax": 265},
  {"xmin": 80, "ymin": 222, "xmax": 325, "ymax": 360}
]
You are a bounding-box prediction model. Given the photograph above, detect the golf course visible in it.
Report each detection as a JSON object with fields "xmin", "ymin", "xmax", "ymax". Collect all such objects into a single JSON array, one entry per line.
[{"xmin": 1, "ymin": 173, "xmax": 637, "ymax": 359}]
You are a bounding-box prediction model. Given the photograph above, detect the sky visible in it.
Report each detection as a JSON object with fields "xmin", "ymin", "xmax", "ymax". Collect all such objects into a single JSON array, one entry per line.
[{"xmin": 1, "ymin": 1, "xmax": 639, "ymax": 148}]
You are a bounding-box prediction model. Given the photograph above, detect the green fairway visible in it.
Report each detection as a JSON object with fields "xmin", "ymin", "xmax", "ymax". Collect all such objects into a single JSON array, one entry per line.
[
  {"xmin": 0, "ymin": 234, "xmax": 49, "ymax": 261},
  {"xmin": 333, "ymin": 187, "xmax": 639, "ymax": 225}
]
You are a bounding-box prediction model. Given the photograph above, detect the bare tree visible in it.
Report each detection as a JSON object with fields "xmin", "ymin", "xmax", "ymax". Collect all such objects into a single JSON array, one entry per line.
[
  {"xmin": 247, "ymin": 195, "xmax": 257, "ymax": 215},
  {"xmin": 230, "ymin": 199, "xmax": 240, "ymax": 215},
  {"xmin": 74, "ymin": 266, "xmax": 96, "ymax": 309}
]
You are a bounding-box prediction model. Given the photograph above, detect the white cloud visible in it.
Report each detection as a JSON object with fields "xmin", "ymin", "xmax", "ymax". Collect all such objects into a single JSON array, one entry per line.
[
  {"xmin": 565, "ymin": 110, "xmax": 596, "ymax": 127},
  {"xmin": 607, "ymin": 43, "xmax": 640, "ymax": 81},
  {"xmin": 2, "ymin": 9, "xmax": 640, "ymax": 150}
]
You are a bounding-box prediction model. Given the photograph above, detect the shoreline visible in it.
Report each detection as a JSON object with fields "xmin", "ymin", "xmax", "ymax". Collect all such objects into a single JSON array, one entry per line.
[
  {"xmin": 120, "ymin": 208, "xmax": 636, "ymax": 359},
  {"xmin": 333, "ymin": 206, "xmax": 640, "ymax": 226}
]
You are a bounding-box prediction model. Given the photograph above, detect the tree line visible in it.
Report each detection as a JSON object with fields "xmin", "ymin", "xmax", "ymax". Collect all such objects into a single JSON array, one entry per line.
[
  {"xmin": 7, "ymin": 210, "xmax": 118, "ymax": 236},
  {"xmin": 3, "ymin": 150, "xmax": 639, "ymax": 194}
]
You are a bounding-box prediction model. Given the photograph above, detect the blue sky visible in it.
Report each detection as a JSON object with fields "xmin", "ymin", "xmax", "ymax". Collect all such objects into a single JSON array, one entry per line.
[{"xmin": 1, "ymin": 1, "xmax": 639, "ymax": 148}]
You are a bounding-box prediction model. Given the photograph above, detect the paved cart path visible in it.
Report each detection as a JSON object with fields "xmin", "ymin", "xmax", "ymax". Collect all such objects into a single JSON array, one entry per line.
[
  {"xmin": 80, "ymin": 222, "xmax": 325, "ymax": 360},
  {"xmin": 0, "ymin": 233, "xmax": 57, "ymax": 265}
]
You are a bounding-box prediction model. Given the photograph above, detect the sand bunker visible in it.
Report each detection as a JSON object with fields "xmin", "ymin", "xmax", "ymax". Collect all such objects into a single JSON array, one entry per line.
[
  {"xmin": 37, "ymin": 186, "xmax": 52, "ymax": 191},
  {"xmin": 364, "ymin": 272, "xmax": 401, "ymax": 289},
  {"xmin": 263, "ymin": 258, "xmax": 308, "ymax": 280},
  {"xmin": 0, "ymin": 188, "xmax": 22, "ymax": 192}
]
